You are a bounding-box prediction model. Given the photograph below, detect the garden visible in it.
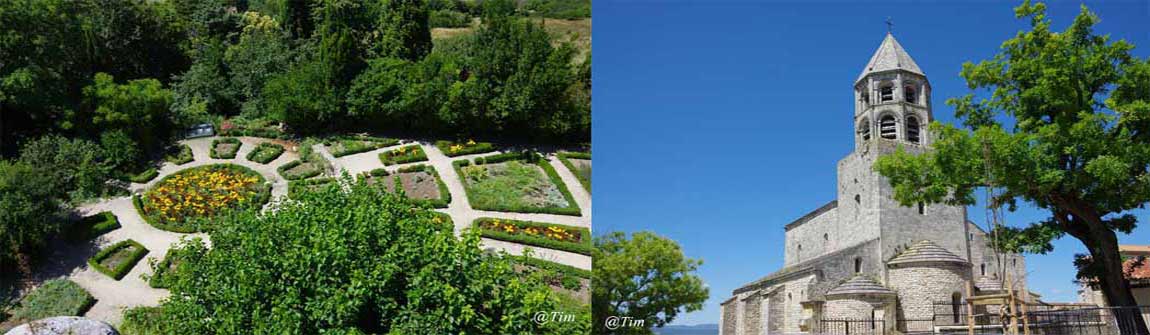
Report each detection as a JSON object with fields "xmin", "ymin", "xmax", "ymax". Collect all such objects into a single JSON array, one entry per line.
[
  {"xmin": 324, "ymin": 136, "xmax": 399, "ymax": 157},
  {"xmin": 378, "ymin": 145, "xmax": 427, "ymax": 165},
  {"xmin": 456, "ymin": 152, "xmax": 580, "ymax": 215},
  {"xmin": 475, "ymin": 218, "xmax": 592, "ymax": 256},
  {"xmin": 209, "ymin": 137, "xmax": 242, "ymax": 159},
  {"xmin": 66, "ymin": 212, "xmax": 120, "ymax": 243},
  {"xmin": 558, "ymin": 152, "xmax": 591, "ymax": 192},
  {"xmin": 0, "ymin": 279, "xmax": 95, "ymax": 332},
  {"xmin": 360, "ymin": 165, "xmax": 450, "ymax": 208},
  {"xmin": 87, "ymin": 240, "xmax": 149, "ymax": 280},
  {"xmin": 136, "ymin": 164, "xmax": 270, "ymax": 233},
  {"xmin": 436, "ymin": 140, "xmax": 496, "ymax": 157},
  {"xmin": 246, "ymin": 142, "xmax": 285, "ymax": 164}
]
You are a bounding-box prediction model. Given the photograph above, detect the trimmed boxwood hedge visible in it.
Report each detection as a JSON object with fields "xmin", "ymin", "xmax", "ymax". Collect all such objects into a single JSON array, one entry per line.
[
  {"xmin": 129, "ymin": 168, "xmax": 158, "ymax": 183},
  {"xmin": 88, "ymin": 239, "xmax": 149, "ymax": 280},
  {"xmin": 164, "ymin": 144, "xmax": 193, "ymax": 165},
  {"xmin": 393, "ymin": 164, "xmax": 451, "ymax": 208},
  {"xmin": 209, "ymin": 137, "xmax": 242, "ymax": 159},
  {"xmin": 67, "ymin": 211, "xmax": 120, "ymax": 242},
  {"xmin": 378, "ymin": 145, "xmax": 428, "ymax": 165},
  {"xmin": 436, "ymin": 140, "xmax": 496, "ymax": 157},
  {"xmin": 278, "ymin": 160, "xmax": 324, "ymax": 180},
  {"xmin": 474, "ymin": 218, "xmax": 592, "ymax": 255},
  {"xmin": 324, "ymin": 136, "xmax": 399, "ymax": 157},
  {"xmin": 288, "ymin": 177, "xmax": 339, "ymax": 198},
  {"xmin": 6, "ymin": 279, "xmax": 96, "ymax": 323},
  {"xmin": 246, "ymin": 142, "xmax": 285, "ymax": 164},
  {"xmin": 455, "ymin": 152, "xmax": 582, "ymax": 216},
  {"xmin": 557, "ymin": 152, "xmax": 590, "ymax": 192}
]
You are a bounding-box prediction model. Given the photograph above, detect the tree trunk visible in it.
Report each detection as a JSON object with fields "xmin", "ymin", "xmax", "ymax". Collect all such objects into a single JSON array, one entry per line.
[{"xmin": 1071, "ymin": 221, "xmax": 1150, "ymax": 334}]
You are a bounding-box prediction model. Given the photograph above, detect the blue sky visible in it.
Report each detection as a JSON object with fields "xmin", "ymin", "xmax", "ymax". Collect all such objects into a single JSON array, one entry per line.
[{"xmin": 592, "ymin": 0, "xmax": 1150, "ymax": 326}]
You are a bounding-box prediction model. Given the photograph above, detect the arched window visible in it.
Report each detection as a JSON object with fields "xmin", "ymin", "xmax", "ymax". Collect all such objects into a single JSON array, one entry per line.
[
  {"xmin": 854, "ymin": 257, "xmax": 862, "ymax": 273},
  {"xmin": 880, "ymin": 83, "xmax": 894, "ymax": 102},
  {"xmin": 861, "ymin": 91, "xmax": 871, "ymax": 105},
  {"xmin": 906, "ymin": 116, "xmax": 921, "ymax": 143},
  {"xmin": 980, "ymin": 263, "xmax": 986, "ymax": 276},
  {"xmin": 880, "ymin": 115, "xmax": 897, "ymax": 139},
  {"xmin": 904, "ymin": 85, "xmax": 917, "ymax": 104},
  {"xmin": 951, "ymin": 293, "xmax": 963, "ymax": 323},
  {"xmin": 858, "ymin": 118, "xmax": 871, "ymax": 141},
  {"xmin": 824, "ymin": 233, "xmax": 829, "ymax": 242}
]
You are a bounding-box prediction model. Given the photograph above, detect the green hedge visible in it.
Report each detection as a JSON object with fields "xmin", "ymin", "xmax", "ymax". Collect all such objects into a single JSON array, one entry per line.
[
  {"xmin": 278, "ymin": 160, "xmax": 324, "ymax": 180},
  {"xmin": 164, "ymin": 144, "xmax": 193, "ymax": 165},
  {"xmin": 393, "ymin": 164, "xmax": 451, "ymax": 208},
  {"xmin": 6, "ymin": 279, "xmax": 95, "ymax": 323},
  {"xmin": 149, "ymin": 249, "xmax": 184, "ymax": 289},
  {"xmin": 129, "ymin": 168, "xmax": 158, "ymax": 183},
  {"xmin": 378, "ymin": 145, "xmax": 428, "ymax": 165},
  {"xmin": 455, "ymin": 153, "xmax": 581, "ymax": 216},
  {"xmin": 210, "ymin": 137, "xmax": 242, "ymax": 159},
  {"xmin": 474, "ymin": 218, "xmax": 591, "ymax": 255},
  {"xmin": 288, "ymin": 177, "xmax": 339, "ymax": 198},
  {"xmin": 325, "ymin": 136, "xmax": 399, "ymax": 157},
  {"xmin": 219, "ymin": 127, "xmax": 290, "ymax": 139},
  {"xmin": 436, "ymin": 140, "xmax": 496, "ymax": 157},
  {"xmin": 557, "ymin": 151, "xmax": 590, "ymax": 192},
  {"xmin": 67, "ymin": 211, "xmax": 120, "ymax": 242},
  {"xmin": 88, "ymin": 239, "xmax": 149, "ymax": 280},
  {"xmin": 246, "ymin": 142, "xmax": 285, "ymax": 164}
]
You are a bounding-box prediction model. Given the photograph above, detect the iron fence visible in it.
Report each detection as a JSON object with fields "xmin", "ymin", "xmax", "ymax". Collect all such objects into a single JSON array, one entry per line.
[{"xmin": 813, "ymin": 318, "xmax": 886, "ymax": 335}]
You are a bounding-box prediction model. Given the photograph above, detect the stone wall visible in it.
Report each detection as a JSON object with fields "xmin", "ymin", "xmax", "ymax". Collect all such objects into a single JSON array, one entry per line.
[
  {"xmin": 968, "ymin": 221, "xmax": 1028, "ymax": 292},
  {"xmin": 721, "ymin": 298, "xmax": 737, "ymax": 335},
  {"xmin": 825, "ymin": 296, "xmax": 885, "ymax": 319},
  {"xmin": 742, "ymin": 293, "xmax": 761, "ymax": 335},
  {"xmin": 888, "ymin": 262, "xmax": 970, "ymax": 320},
  {"xmin": 780, "ymin": 274, "xmax": 816, "ymax": 334}
]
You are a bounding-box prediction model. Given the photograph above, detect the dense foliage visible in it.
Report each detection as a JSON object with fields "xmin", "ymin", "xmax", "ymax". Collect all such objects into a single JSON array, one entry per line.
[
  {"xmin": 593, "ymin": 231, "xmax": 709, "ymax": 335},
  {"xmin": 122, "ymin": 180, "xmax": 585, "ymax": 334},
  {"xmin": 0, "ymin": 161, "xmax": 60, "ymax": 270},
  {"xmin": 873, "ymin": 1, "xmax": 1150, "ymax": 332}
]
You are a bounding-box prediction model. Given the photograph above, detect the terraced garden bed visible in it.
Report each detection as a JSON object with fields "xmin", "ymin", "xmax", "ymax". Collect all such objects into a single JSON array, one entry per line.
[
  {"xmin": 455, "ymin": 152, "xmax": 580, "ymax": 215},
  {"xmin": 210, "ymin": 137, "xmax": 242, "ymax": 159},
  {"xmin": 88, "ymin": 239, "xmax": 149, "ymax": 280},
  {"xmin": 378, "ymin": 145, "xmax": 427, "ymax": 165},
  {"xmin": 475, "ymin": 218, "xmax": 591, "ymax": 255},
  {"xmin": 361, "ymin": 165, "xmax": 449, "ymax": 208},
  {"xmin": 246, "ymin": 142, "xmax": 285, "ymax": 164}
]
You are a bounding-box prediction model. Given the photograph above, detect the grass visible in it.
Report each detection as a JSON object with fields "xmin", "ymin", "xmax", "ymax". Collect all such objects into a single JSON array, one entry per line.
[
  {"xmin": 246, "ymin": 142, "xmax": 285, "ymax": 164},
  {"xmin": 557, "ymin": 152, "xmax": 590, "ymax": 192},
  {"xmin": 67, "ymin": 211, "xmax": 120, "ymax": 242},
  {"xmin": 129, "ymin": 168, "xmax": 159, "ymax": 183},
  {"xmin": 288, "ymin": 177, "xmax": 339, "ymax": 198},
  {"xmin": 378, "ymin": 145, "xmax": 428, "ymax": 165},
  {"xmin": 88, "ymin": 239, "xmax": 149, "ymax": 280},
  {"xmin": 210, "ymin": 137, "xmax": 242, "ymax": 159},
  {"xmin": 324, "ymin": 136, "xmax": 399, "ymax": 157},
  {"xmin": 435, "ymin": 140, "xmax": 496, "ymax": 157},
  {"xmin": 164, "ymin": 144, "xmax": 193, "ymax": 165},
  {"xmin": 4, "ymin": 279, "xmax": 95, "ymax": 326},
  {"xmin": 278, "ymin": 160, "xmax": 325, "ymax": 180},
  {"xmin": 474, "ymin": 218, "xmax": 592, "ymax": 256},
  {"xmin": 455, "ymin": 153, "xmax": 581, "ymax": 216}
]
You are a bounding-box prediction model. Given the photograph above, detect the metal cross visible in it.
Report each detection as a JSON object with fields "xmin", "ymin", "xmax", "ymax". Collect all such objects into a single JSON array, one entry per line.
[{"xmin": 886, "ymin": 17, "xmax": 894, "ymax": 33}]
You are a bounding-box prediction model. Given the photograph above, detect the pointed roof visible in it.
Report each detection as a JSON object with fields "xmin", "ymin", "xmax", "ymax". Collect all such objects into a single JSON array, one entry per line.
[
  {"xmin": 857, "ymin": 33, "xmax": 924, "ymax": 83},
  {"xmin": 826, "ymin": 275, "xmax": 896, "ymax": 297},
  {"xmin": 888, "ymin": 240, "xmax": 969, "ymax": 266}
]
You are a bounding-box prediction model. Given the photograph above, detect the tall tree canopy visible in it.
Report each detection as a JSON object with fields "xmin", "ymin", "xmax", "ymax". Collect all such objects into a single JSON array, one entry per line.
[
  {"xmin": 593, "ymin": 231, "xmax": 709, "ymax": 335},
  {"xmin": 874, "ymin": 1, "xmax": 1150, "ymax": 332}
]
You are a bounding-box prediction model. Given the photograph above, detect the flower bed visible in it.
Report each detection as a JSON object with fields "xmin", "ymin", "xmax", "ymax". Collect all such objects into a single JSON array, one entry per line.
[
  {"xmin": 67, "ymin": 211, "xmax": 120, "ymax": 242},
  {"xmin": 288, "ymin": 177, "xmax": 338, "ymax": 198},
  {"xmin": 324, "ymin": 136, "xmax": 399, "ymax": 157},
  {"xmin": 436, "ymin": 139, "xmax": 495, "ymax": 157},
  {"xmin": 246, "ymin": 142, "xmax": 285, "ymax": 164},
  {"xmin": 138, "ymin": 164, "xmax": 270, "ymax": 232},
  {"xmin": 88, "ymin": 239, "xmax": 149, "ymax": 280},
  {"xmin": 474, "ymin": 218, "xmax": 591, "ymax": 255},
  {"xmin": 557, "ymin": 152, "xmax": 590, "ymax": 192},
  {"xmin": 210, "ymin": 137, "xmax": 242, "ymax": 159},
  {"xmin": 378, "ymin": 145, "xmax": 427, "ymax": 165},
  {"xmin": 454, "ymin": 152, "xmax": 581, "ymax": 216},
  {"xmin": 4, "ymin": 279, "xmax": 95, "ymax": 325},
  {"xmin": 278, "ymin": 160, "xmax": 325, "ymax": 180},
  {"xmin": 165, "ymin": 144, "xmax": 193, "ymax": 165}
]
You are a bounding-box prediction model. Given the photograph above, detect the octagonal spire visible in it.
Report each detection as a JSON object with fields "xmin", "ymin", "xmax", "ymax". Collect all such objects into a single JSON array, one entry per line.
[{"xmin": 856, "ymin": 33, "xmax": 924, "ymax": 84}]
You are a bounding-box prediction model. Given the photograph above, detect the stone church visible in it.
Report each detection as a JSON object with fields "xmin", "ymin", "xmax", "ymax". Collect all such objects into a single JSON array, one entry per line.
[{"xmin": 719, "ymin": 33, "xmax": 1029, "ymax": 335}]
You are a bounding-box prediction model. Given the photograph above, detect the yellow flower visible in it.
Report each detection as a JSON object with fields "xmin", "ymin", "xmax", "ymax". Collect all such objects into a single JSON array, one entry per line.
[{"xmin": 466, "ymin": 139, "xmax": 476, "ymax": 145}]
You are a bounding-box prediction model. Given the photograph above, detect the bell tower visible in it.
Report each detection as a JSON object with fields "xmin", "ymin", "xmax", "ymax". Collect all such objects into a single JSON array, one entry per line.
[{"xmin": 853, "ymin": 33, "xmax": 932, "ymax": 150}]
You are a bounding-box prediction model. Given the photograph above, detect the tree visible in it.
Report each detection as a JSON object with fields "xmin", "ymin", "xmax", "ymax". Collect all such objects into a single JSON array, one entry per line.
[
  {"xmin": 371, "ymin": 0, "xmax": 432, "ymax": 61},
  {"xmin": 121, "ymin": 180, "xmax": 580, "ymax": 333},
  {"xmin": 80, "ymin": 73, "xmax": 174, "ymax": 154},
  {"xmin": 17, "ymin": 135, "xmax": 111, "ymax": 201},
  {"xmin": 0, "ymin": 160, "xmax": 60, "ymax": 272},
  {"xmin": 593, "ymin": 231, "xmax": 709, "ymax": 334},
  {"xmin": 873, "ymin": 2, "xmax": 1150, "ymax": 332},
  {"xmin": 263, "ymin": 59, "xmax": 343, "ymax": 134},
  {"xmin": 225, "ymin": 11, "xmax": 294, "ymax": 118}
]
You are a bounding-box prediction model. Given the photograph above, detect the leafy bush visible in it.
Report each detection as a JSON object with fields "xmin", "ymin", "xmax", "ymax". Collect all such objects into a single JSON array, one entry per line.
[
  {"xmin": 148, "ymin": 247, "xmax": 200, "ymax": 289},
  {"xmin": 246, "ymin": 142, "xmax": 285, "ymax": 164},
  {"xmin": 0, "ymin": 161, "xmax": 60, "ymax": 267},
  {"xmin": 511, "ymin": 255, "xmax": 589, "ymax": 291},
  {"xmin": 209, "ymin": 137, "xmax": 242, "ymax": 159},
  {"xmin": 288, "ymin": 177, "xmax": 339, "ymax": 198},
  {"xmin": 455, "ymin": 154, "xmax": 581, "ymax": 216},
  {"xmin": 6, "ymin": 279, "xmax": 95, "ymax": 323},
  {"xmin": 118, "ymin": 180, "xmax": 579, "ymax": 334},
  {"xmin": 88, "ymin": 239, "xmax": 150, "ymax": 280},
  {"xmin": 435, "ymin": 140, "xmax": 495, "ymax": 157},
  {"xmin": 378, "ymin": 145, "xmax": 427, "ymax": 165},
  {"xmin": 165, "ymin": 144, "xmax": 194, "ymax": 165},
  {"xmin": 278, "ymin": 160, "xmax": 325, "ymax": 180},
  {"xmin": 325, "ymin": 136, "xmax": 399, "ymax": 157},
  {"xmin": 67, "ymin": 211, "xmax": 120, "ymax": 242},
  {"xmin": 430, "ymin": 10, "xmax": 471, "ymax": 28},
  {"xmin": 523, "ymin": 0, "xmax": 591, "ymax": 19},
  {"xmin": 129, "ymin": 168, "xmax": 159, "ymax": 183},
  {"xmin": 475, "ymin": 218, "xmax": 591, "ymax": 255},
  {"xmin": 558, "ymin": 151, "xmax": 590, "ymax": 192}
]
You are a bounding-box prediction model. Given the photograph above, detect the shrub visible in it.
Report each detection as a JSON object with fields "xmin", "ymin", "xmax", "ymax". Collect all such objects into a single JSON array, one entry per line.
[
  {"xmin": 510, "ymin": 255, "xmax": 589, "ymax": 291},
  {"xmin": 557, "ymin": 152, "xmax": 590, "ymax": 192},
  {"xmin": 88, "ymin": 239, "xmax": 150, "ymax": 280},
  {"xmin": 67, "ymin": 211, "xmax": 120, "ymax": 242},
  {"xmin": 209, "ymin": 137, "xmax": 242, "ymax": 159},
  {"xmin": 7, "ymin": 279, "xmax": 95, "ymax": 323},
  {"xmin": 288, "ymin": 177, "xmax": 339, "ymax": 198},
  {"xmin": 378, "ymin": 145, "xmax": 427, "ymax": 165},
  {"xmin": 436, "ymin": 140, "xmax": 495, "ymax": 157},
  {"xmin": 430, "ymin": 9, "xmax": 470, "ymax": 28},
  {"xmin": 129, "ymin": 168, "xmax": 158, "ymax": 183},
  {"xmin": 246, "ymin": 142, "xmax": 285, "ymax": 164},
  {"xmin": 474, "ymin": 218, "xmax": 591, "ymax": 255},
  {"xmin": 278, "ymin": 160, "xmax": 324, "ymax": 180},
  {"xmin": 148, "ymin": 247, "xmax": 197, "ymax": 289},
  {"xmin": 165, "ymin": 144, "xmax": 194, "ymax": 165}
]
